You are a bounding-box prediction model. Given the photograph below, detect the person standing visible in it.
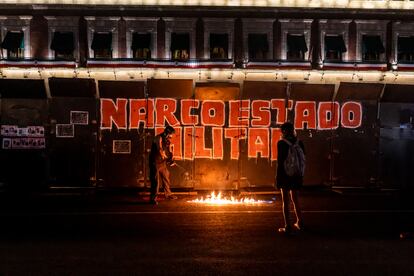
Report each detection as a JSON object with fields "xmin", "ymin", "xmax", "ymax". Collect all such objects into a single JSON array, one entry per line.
[
  {"xmin": 276, "ymin": 122, "xmax": 306, "ymax": 234},
  {"xmin": 149, "ymin": 126, "xmax": 178, "ymax": 205}
]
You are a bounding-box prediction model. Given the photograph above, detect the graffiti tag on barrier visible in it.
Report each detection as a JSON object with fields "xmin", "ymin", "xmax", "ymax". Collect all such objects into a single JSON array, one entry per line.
[{"xmin": 100, "ymin": 98, "xmax": 363, "ymax": 160}]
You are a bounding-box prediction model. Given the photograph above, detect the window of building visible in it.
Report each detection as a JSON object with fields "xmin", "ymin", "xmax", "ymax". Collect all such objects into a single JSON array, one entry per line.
[
  {"xmin": 1, "ymin": 31, "xmax": 24, "ymax": 59},
  {"xmin": 51, "ymin": 32, "xmax": 74, "ymax": 60},
  {"xmin": 171, "ymin": 33, "xmax": 190, "ymax": 60},
  {"xmin": 91, "ymin": 32, "xmax": 112, "ymax": 59},
  {"xmin": 131, "ymin": 33, "xmax": 151, "ymax": 59},
  {"xmin": 397, "ymin": 36, "xmax": 414, "ymax": 63},
  {"xmin": 210, "ymin": 33, "xmax": 228, "ymax": 59},
  {"xmin": 362, "ymin": 35, "xmax": 384, "ymax": 61},
  {"xmin": 324, "ymin": 35, "xmax": 347, "ymax": 61},
  {"xmin": 248, "ymin": 34, "xmax": 268, "ymax": 60},
  {"xmin": 287, "ymin": 34, "xmax": 308, "ymax": 61}
]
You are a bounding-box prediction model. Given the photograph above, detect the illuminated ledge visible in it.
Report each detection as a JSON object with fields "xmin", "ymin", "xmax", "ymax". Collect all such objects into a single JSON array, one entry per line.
[
  {"xmin": 2, "ymin": 0, "xmax": 414, "ymax": 9},
  {"xmin": 0, "ymin": 60, "xmax": 77, "ymax": 68},
  {"xmin": 396, "ymin": 63, "xmax": 414, "ymax": 71},
  {"xmin": 246, "ymin": 61, "xmax": 311, "ymax": 70},
  {"xmin": 86, "ymin": 59, "xmax": 234, "ymax": 69},
  {"xmin": 323, "ymin": 62, "xmax": 387, "ymax": 71}
]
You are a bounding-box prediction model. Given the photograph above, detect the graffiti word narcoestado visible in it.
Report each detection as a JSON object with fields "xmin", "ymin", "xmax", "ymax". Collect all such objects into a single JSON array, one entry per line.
[{"xmin": 100, "ymin": 98, "xmax": 362, "ymax": 160}]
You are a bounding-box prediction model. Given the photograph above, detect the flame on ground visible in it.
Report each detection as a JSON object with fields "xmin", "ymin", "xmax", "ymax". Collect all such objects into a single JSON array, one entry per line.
[{"xmin": 188, "ymin": 192, "xmax": 272, "ymax": 205}]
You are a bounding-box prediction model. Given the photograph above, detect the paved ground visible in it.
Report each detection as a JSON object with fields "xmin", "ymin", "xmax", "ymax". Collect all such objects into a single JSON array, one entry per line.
[{"xmin": 0, "ymin": 189, "xmax": 413, "ymax": 275}]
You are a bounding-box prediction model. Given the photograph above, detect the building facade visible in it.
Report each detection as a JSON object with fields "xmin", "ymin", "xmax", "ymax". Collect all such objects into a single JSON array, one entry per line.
[{"xmin": 0, "ymin": 1, "xmax": 413, "ymax": 191}]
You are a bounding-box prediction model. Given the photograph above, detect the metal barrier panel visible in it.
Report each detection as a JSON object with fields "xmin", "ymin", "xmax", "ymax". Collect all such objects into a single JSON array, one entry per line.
[
  {"xmin": 289, "ymin": 83, "xmax": 335, "ymax": 186},
  {"xmin": 99, "ymin": 80, "xmax": 146, "ymax": 188},
  {"xmin": 194, "ymin": 82, "xmax": 240, "ymax": 190},
  {"xmin": 48, "ymin": 78, "xmax": 98, "ymax": 187},
  {"xmin": 379, "ymin": 84, "xmax": 414, "ymax": 190},
  {"xmin": 240, "ymin": 81, "xmax": 288, "ymax": 188},
  {"xmin": 147, "ymin": 79, "xmax": 194, "ymax": 189},
  {"xmin": 95, "ymin": 79, "xmax": 384, "ymax": 190},
  {"xmin": 333, "ymin": 82, "xmax": 383, "ymax": 187},
  {"xmin": 0, "ymin": 79, "xmax": 48, "ymax": 189}
]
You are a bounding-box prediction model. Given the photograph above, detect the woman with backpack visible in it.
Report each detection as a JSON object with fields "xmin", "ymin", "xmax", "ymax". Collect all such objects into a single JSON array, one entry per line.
[{"xmin": 276, "ymin": 122, "xmax": 306, "ymax": 234}]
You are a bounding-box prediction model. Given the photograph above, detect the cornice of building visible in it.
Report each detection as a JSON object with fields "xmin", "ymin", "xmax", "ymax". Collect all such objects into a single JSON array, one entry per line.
[
  {"xmin": 0, "ymin": 0, "xmax": 414, "ymax": 11},
  {"xmin": 1, "ymin": 3, "xmax": 414, "ymax": 21}
]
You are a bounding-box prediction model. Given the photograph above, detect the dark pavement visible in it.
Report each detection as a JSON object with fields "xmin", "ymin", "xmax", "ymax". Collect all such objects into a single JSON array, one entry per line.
[{"xmin": 0, "ymin": 189, "xmax": 413, "ymax": 275}]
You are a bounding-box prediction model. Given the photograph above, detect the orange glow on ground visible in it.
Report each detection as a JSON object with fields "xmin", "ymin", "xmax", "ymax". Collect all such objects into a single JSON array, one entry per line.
[{"xmin": 188, "ymin": 191, "xmax": 273, "ymax": 205}]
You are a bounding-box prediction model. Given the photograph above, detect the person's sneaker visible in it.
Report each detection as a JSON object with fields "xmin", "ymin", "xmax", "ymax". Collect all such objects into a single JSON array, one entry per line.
[
  {"xmin": 294, "ymin": 222, "xmax": 305, "ymax": 231},
  {"xmin": 149, "ymin": 199, "xmax": 158, "ymax": 205},
  {"xmin": 278, "ymin": 227, "xmax": 292, "ymax": 235},
  {"xmin": 166, "ymin": 195, "xmax": 178, "ymax": 200}
]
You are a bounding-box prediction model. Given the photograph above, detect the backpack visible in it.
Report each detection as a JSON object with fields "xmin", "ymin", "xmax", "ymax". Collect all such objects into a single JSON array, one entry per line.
[{"xmin": 283, "ymin": 139, "xmax": 306, "ymax": 177}]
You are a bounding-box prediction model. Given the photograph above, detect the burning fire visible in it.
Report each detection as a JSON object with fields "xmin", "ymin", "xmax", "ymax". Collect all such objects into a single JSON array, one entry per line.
[{"xmin": 188, "ymin": 191, "xmax": 272, "ymax": 205}]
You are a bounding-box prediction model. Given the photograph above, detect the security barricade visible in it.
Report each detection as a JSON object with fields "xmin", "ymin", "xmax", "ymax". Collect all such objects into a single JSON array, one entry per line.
[
  {"xmin": 147, "ymin": 79, "xmax": 194, "ymax": 189},
  {"xmin": 240, "ymin": 81, "xmax": 288, "ymax": 188},
  {"xmin": 193, "ymin": 82, "xmax": 240, "ymax": 190},
  {"xmin": 379, "ymin": 84, "xmax": 414, "ymax": 190},
  {"xmin": 0, "ymin": 79, "xmax": 48, "ymax": 189},
  {"xmin": 48, "ymin": 78, "xmax": 97, "ymax": 187},
  {"xmin": 332, "ymin": 83, "xmax": 383, "ymax": 187},
  {"xmin": 98, "ymin": 80, "xmax": 146, "ymax": 188},
  {"xmin": 289, "ymin": 83, "xmax": 335, "ymax": 186}
]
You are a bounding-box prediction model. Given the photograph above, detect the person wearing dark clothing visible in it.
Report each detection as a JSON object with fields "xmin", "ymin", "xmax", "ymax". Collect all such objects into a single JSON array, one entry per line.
[
  {"xmin": 276, "ymin": 122, "xmax": 305, "ymax": 234},
  {"xmin": 149, "ymin": 126, "xmax": 177, "ymax": 205}
]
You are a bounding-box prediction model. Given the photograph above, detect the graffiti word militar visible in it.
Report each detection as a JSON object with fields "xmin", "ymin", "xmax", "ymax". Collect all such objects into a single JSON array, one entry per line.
[{"xmin": 100, "ymin": 98, "xmax": 362, "ymax": 160}]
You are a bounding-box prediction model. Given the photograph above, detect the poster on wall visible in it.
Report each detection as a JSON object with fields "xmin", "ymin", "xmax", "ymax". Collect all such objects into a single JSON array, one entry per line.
[
  {"xmin": 113, "ymin": 140, "xmax": 131, "ymax": 154},
  {"xmin": 11, "ymin": 138, "xmax": 22, "ymax": 149},
  {"xmin": 27, "ymin": 126, "xmax": 45, "ymax": 137},
  {"xmin": 3, "ymin": 138, "xmax": 46, "ymax": 149},
  {"xmin": 15, "ymin": 138, "xmax": 46, "ymax": 149},
  {"xmin": 17, "ymin": 127, "xmax": 29, "ymax": 137},
  {"xmin": 70, "ymin": 111, "xmax": 89, "ymax": 125},
  {"xmin": 31, "ymin": 138, "xmax": 46, "ymax": 149},
  {"xmin": 2, "ymin": 138, "xmax": 11, "ymax": 149},
  {"xmin": 1, "ymin": 125, "xmax": 46, "ymax": 149},
  {"xmin": 56, "ymin": 124, "xmax": 74, "ymax": 138},
  {"xmin": 1, "ymin": 125, "xmax": 18, "ymax": 137}
]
